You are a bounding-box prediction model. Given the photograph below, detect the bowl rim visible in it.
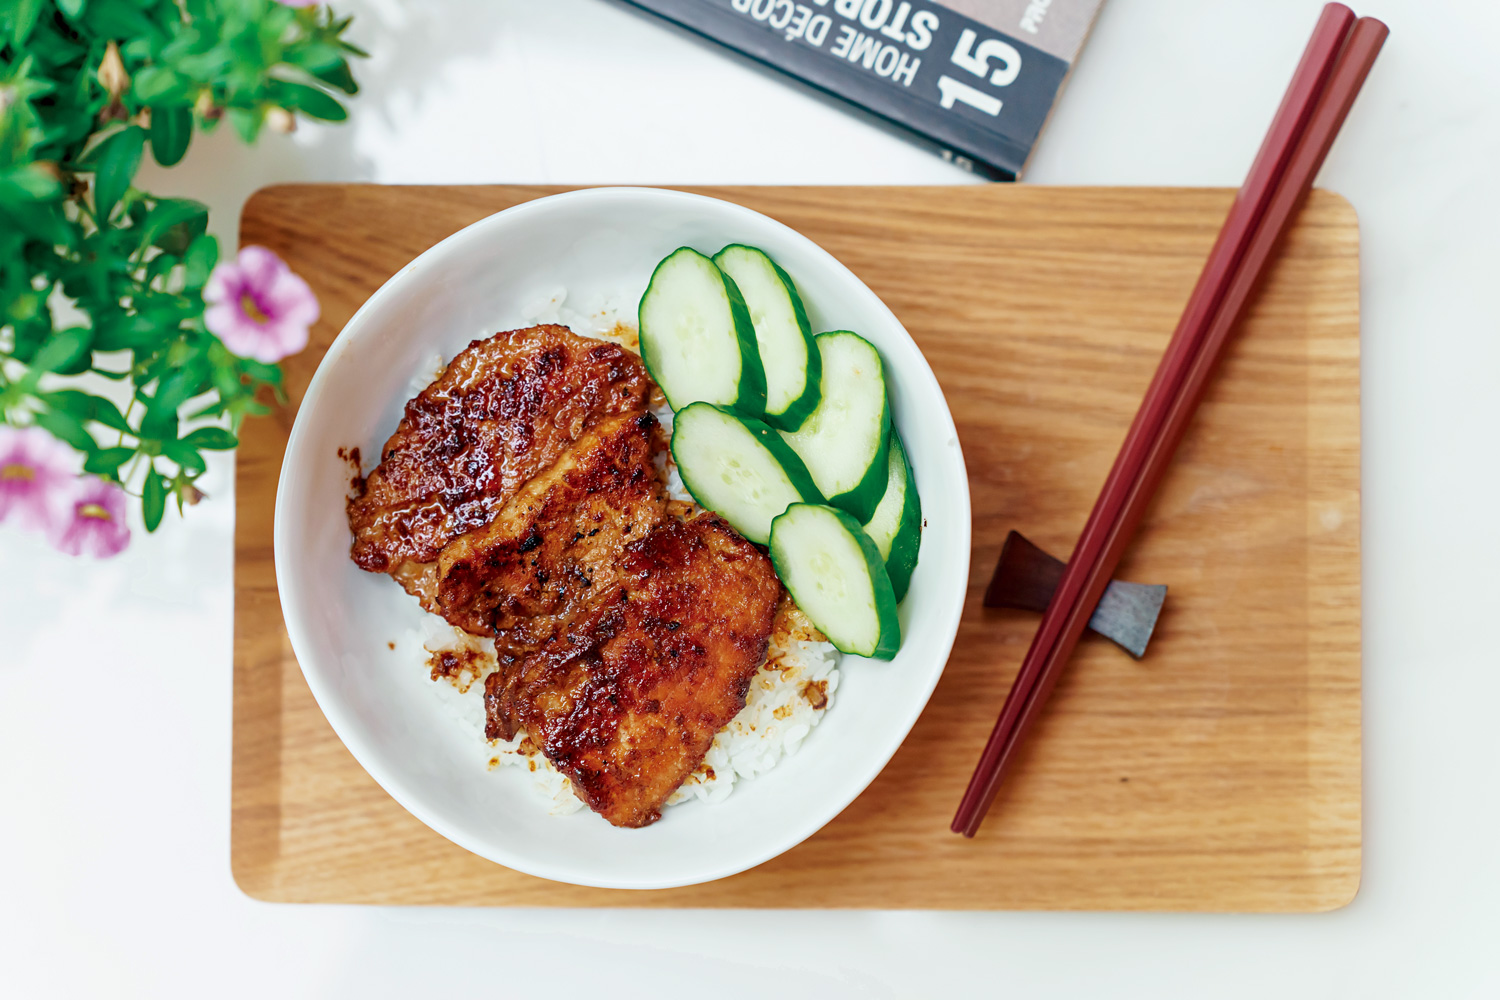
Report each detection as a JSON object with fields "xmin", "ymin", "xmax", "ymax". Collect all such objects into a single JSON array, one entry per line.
[{"xmin": 274, "ymin": 185, "xmax": 971, "ymax": 889}]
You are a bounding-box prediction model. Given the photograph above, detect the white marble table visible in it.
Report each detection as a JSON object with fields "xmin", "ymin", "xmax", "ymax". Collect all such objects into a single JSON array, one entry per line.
[{"xmin": 4, "ymin": 0, "xmax": 1498, "ymax": 994}]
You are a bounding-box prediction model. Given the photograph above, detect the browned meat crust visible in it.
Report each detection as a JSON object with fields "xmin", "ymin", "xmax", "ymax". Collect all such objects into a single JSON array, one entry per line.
[
  {"xmin": 346, "ymin": 324, "xmax": 783, "ymax": 828},
  {"xmin": 347, "ymin": 324, "xmax": 655, "ymax": 592},
  {"xmin": 435, "ymin": 409, "xmax": 669, "ymax": 643},
  {"xmin": 484, "ymin": 512, "xmax": 781, "ymax": 827}
]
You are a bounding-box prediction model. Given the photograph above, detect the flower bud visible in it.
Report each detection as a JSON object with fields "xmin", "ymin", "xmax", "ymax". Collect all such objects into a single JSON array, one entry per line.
[
  {"xmin": 194, "ymin": 89, "xmax": 223, "ymax": 122},
  {"xmin": 265, "ymin": 107, "xmax": 297, "ymax": 134},
  {"xmin": 98, "ymin": 41, "xmax": 130, "ymax": 99}
]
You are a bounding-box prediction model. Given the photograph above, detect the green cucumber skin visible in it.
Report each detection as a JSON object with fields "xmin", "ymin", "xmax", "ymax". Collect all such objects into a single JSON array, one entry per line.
[
  {"xmin": 717, "ymin": 269, "xmax": 769, "ymax": 418},
  {"xmin": 771, "ymin": 504, "xmax": 902, "ymax": 661},
  {"xmin": 637, "ymin": 247, "xmax": 768, "ymax": 417},
  {"xmin": 669, "ymin": 403, "xmax": 824, "ymax": 545},
  {"xmin": 883, "ymin": 434, "xmax": 922, "ymax": 603},
  {"xmin": 712, "ymin": 244, "xmax": 822, "ymax": 432},
  {"xmin": 738, "ymin": 412, "xmax": 825, "ymax": 507},
  {"xmin": 818, "ymin": 332, "xmax": 892, "ymax": 524}
]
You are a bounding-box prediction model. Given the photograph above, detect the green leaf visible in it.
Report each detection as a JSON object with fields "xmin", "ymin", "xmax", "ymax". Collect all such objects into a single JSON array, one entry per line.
[
  {"xmin": 0, "ymin": 165, "xmax": 63, "ymax": 201},
  {"xmin": 86, "ymin": 2, "xmax": 161, "ymax": 39},
  {"xmin": 141, "ymin": 411, "xmax": 179, "ymax": 443},
  {"xmin": 6, "ymin": 319, "xmax": 47, "ymax": 364},
  {"xmin": 93, "ymin": 127, "xmax": 146, "ymax": 222},
  {"xmin": 154, "ymin": 217, "xmax": 207, "ymax": 256},
  {"xmin": 0, "ymin": 198, "xmax": 73, "ymax": 246},
  {"xmin": 141, "ymin": 360, "xmax": 207, "ymax": 439},
  {"xmin": 284, "ymin": 44, "xmax": 359, "ymax": 95},
  {"xmin": 227, "ymin": 107, "xmax": 261, "ymax": 143},
  {"xmin": 143, "ymin": 469, "xmax": 167, "ymax": 531},
  {"xmin": 150, "ymin": 106, "xmax": 194, "ymax": 167},
  {"xmin": 84, "ymin": 447, "xmax": 136, "ymax": 477},
  {"xmin": 285, "ymin": 42, "xmax": 343, "ymax": 74},
  {"xmin": 10, "ymin": 0, "xmax": 45, "ymax": 44},
  {"xmin": 89, "ymin": 398, "xmax": 133, "ymax": 434},
  {"xmin": 57, "ymin": 0, "xmax": 86, "ymax": 19},
  {"xmin": 146, "ymin": 251, "xmax": 182, "ymax": 285},
  {"xmin": 93, "ymin": 314, "xmax": 170, "ymax": 352},
  {"xmin": 34, "ymin": 409, "xmax": 97, "ymax": 453},
  {"xmin": 182, "ymin": 234, "xmax": 219, "ymax": 290},
  {"xmin": 41, "ymin": 390, "xmax": 132, "ymax": 433},
  {"xmin": 237, "ymin": 357, "xmax": 283, "ymax": 384},
  {"xmin": 184, "ymin": 398, "xmax": 226, "ymax": 422},
  {"xmin": 180, "ymin": 426, "xmax": 238, "ymax": 450},
  {"xmin": 29, "ymin": 326, "xmax": 94, "ymax": 376},
  {"xmin": 139, "ymin": 198, "xmax": 207, "ymax": 251},
  {"xmin": 132, "ymin": 67, "xmax": 187, "ymax": 103},
  {"xmin": 162, "ymin": 441, "xmax": 208, "ymax": 474},
  {"xmin": 162, "ymin": 440, "xmax": 208, "ymax": 474},
  {"xmin": 310, "ymin": 59, "xmax": 359, "ymax": 97},
  {"xmin": 275, "ymin": 82, "xmax": 348, "ymax": 122}
]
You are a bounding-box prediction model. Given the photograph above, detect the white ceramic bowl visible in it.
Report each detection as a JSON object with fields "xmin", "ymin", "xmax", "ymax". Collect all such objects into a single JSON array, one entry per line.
[{"xmin": 275, "ymin": 187, "xmax": 970, "ymax": 889}]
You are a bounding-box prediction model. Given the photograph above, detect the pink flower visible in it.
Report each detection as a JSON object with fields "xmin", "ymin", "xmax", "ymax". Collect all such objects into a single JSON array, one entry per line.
[
  {"xmin": 54, "ymin": 476, "xmax": 131, "ymax": 558},
  {"xmin": 203, "ymin": 245, "xmax": 319, "ymax": 363},
  {"xmin": 0, "ymin": 425, "xmax": 80, "ymax": 532}
]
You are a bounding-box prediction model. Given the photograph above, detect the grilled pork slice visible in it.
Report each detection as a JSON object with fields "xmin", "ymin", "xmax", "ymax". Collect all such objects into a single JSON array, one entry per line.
[
  {"xmin": 484, "ymin": 511, "xmax": 782, "ymax": 828},
  {"xmin": 347, "ymin": 325, "xmax": 655, "ymax": 605},
  {"xmin": 434, "ymin": 409, "xmax": 669, "ymax": 642}
]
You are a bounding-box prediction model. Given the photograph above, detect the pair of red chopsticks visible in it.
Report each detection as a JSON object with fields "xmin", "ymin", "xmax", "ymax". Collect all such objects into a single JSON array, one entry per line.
[{"xmin": 952, "ymin": 4, "xmax": 1387, "ymax": 838}]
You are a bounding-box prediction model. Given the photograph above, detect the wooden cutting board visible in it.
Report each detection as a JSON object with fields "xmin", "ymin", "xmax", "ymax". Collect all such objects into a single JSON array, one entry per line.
[{"xmin": 232, "ymin": 184, "xmax": 1360, "ymax": 911}]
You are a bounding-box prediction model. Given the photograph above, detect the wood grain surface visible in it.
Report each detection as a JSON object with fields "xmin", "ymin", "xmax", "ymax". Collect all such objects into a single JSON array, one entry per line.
[{"xmin": 232, "ymin": 184, "xmax": 1361, "ymax": 910}]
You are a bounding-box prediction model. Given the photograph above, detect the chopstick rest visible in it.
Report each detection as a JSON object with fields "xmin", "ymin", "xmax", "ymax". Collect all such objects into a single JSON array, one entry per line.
[{"xmin": 984, "ymin": 532, "xmax": 1167, "ymax": 659}]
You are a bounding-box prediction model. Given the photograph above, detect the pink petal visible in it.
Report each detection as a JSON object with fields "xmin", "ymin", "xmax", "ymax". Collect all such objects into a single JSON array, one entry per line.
[
  {"xmin": 263, "ymin": 268, "xmax": 320, "ymax": 326},
  {"xmin": 54, "ymin": 477, "xmax": 131, "ymax": 558},
  {"xmin": 266, "ymin": 317, "xmax": 311, "ymax": 362},
  {"xmin": 202, "ymin": 261, "xmax": 244, "ymax": 306},
  {"xmin": 237, "ymin": 246, "xmax": 285, "ymax": 291},
  {"xmin": 205, "ymin": 302, "xmax": 268, "ymax": 357},
  {"xmin": 0, "ymin": 427, "xmax": 82, "ymax": 533}
]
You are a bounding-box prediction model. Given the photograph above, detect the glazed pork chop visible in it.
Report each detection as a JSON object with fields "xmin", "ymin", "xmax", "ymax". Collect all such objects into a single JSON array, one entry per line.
[
  {"xmin": 484, "ymin": 510, "xmax": 783, "ymax": 828},
  {"xmin": 435, "ymin": 408, "xmax": 669, "ymax": 643},
  {"xmin": 348, "ymin": 324, "xmax": 783, "ymax": 827},
  {"xmin": 347, "ymin": 324, "xmax": 655, "ymax": 612}
]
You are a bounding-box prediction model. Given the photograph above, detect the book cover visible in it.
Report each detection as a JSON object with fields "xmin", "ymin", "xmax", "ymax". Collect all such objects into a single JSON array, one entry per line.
[{"xmin": 614, "ymin": 0, "xmax": 1106, "ymax": 180}]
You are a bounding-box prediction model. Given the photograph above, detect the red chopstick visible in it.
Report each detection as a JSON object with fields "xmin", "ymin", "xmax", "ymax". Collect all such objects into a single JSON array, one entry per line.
[
  {"xmin": 953, "ymin": 5, "xmax": 1386, "ymax": 838},
  {"xmin": 951, "ymin": 3, "xmax": 1357, "ymax": 837}
]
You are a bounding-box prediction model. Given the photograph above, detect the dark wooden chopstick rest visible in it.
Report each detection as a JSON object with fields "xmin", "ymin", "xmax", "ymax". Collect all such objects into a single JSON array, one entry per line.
[{"xmin": 984, "ymin": 531, "xmax": 1166, "ymax": 659}]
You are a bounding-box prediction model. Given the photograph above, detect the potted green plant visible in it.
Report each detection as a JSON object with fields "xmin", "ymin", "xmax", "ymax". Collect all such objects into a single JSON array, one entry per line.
[{"xmin": 0, "ymin": 0, "xmax": 362, "ymax": 555}]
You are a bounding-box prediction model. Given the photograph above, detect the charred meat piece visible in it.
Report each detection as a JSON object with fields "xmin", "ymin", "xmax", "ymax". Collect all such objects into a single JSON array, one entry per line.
[
  {"xmin": 347, "ymin": 325, "xmax": 655, "ymax": 602},
  {"xmin": 350, "ymin": 324, "xmax": 785, "ymax": 827},
  {"xmin": 484, "ymin": 511, "xmax": 782, "ymax": 828},
  {"xmin": 435, "ymin": 409, "xmax": 669, "ymax": 643}
]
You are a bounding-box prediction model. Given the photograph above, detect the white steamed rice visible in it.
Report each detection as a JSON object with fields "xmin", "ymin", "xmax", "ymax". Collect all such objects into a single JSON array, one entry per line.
[{"xmin": 395, "ymin": 288, "xmax": 841, "ymax": 819}]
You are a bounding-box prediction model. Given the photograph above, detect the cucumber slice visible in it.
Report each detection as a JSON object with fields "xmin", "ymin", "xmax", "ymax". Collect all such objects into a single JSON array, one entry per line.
[
  {"xmin": 861, "ymin": 432, "xmax": 922, "ymax": 602},
  {"xmin": 670, "ymin": 402, "xmax": 822, "ymax": 546},
  {"xmin": 712, "ymin": 245, "xmax": 820, "ymax": 431},
  {"xmin": 779, "ymin": 331, "xmax": 891, "ymax": 523},
  {"xmin": 770, "ymin": 504, "xmax": 901, "ymax": 660},
  {"xmin": 639, "ymin": 247, "xmax": 767, "ymax": 415}
]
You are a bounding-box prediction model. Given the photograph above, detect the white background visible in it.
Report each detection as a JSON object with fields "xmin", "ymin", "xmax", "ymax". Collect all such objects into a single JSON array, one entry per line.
[{"xmin": 3, "ymin": 0, "xmax": 1497, "ymax": 995}]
